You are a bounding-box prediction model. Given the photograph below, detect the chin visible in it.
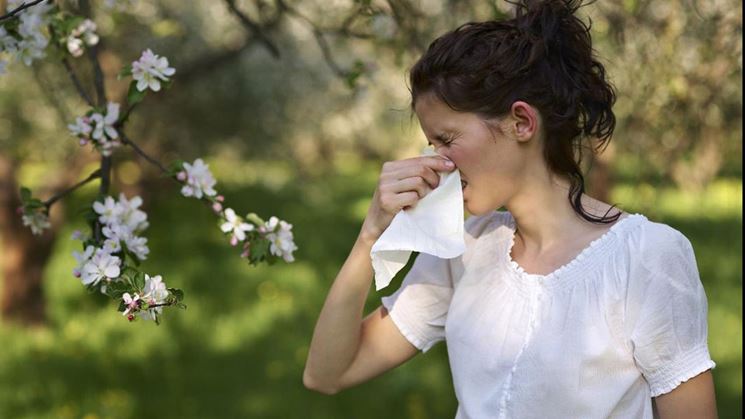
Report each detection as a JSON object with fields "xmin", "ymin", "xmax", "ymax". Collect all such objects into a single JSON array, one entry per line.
[{"xmin": 464, "ymin": 202, "xmax": 491, "ymax": 217}]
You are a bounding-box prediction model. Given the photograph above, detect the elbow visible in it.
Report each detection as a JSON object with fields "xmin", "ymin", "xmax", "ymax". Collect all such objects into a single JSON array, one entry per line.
[{"xmin": 303, "ymin": 368, "xmax": 341, "ymax": 395}]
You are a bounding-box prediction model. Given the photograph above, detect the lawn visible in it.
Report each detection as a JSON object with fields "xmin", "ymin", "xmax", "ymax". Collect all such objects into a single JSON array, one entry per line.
[{"xmin": 0, "ymin": 163, "xmax": 741, "ymax": 419}]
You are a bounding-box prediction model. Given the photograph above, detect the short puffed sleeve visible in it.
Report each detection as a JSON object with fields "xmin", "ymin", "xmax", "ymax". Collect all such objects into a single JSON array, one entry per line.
[
  {"xmin": 381, "ymin": 212, "xmax": 497, "ymax": 353},
  {"xmin": 624, "ymin": 221, "xmax": 716, "ymax": 397}
]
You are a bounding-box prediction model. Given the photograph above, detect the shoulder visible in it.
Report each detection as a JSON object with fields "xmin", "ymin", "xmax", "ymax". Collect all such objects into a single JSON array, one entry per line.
[
  {"xmin": 616, "ymin": 215, "xmax": 701, "ymax": 292},
  {"xmin": 624, "ymin": 216, "xmax": 697, "ymax": 271}
]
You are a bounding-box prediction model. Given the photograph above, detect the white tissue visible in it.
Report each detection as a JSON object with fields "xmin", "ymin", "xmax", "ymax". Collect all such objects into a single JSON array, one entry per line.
[{"xmin": 370, "ymin": 150, "xmax": 466, "ymax": 291}]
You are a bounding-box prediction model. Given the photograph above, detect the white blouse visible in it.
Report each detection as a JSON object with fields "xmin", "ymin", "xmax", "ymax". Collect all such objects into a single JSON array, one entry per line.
[{"xmin": 381, "ymin": 211, "xmax": 715, "ymax": 419}]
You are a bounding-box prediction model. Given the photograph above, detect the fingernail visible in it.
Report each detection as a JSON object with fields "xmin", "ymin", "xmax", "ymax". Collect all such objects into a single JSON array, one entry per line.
[{"xmin": 445, "ymin": 160, "xmax": 455, "ymax": 168}]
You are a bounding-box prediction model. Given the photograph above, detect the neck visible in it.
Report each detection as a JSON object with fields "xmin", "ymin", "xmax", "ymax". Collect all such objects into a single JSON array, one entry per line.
[{"xmin": 505, "ymin": 172, "xmax": 605, "ymax": 253}]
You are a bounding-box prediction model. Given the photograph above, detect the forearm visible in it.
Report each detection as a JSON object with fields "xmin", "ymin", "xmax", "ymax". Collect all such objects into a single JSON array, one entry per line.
[{"xmin": 303, "ymin": 231, "xmax": 376, "ymax": 392}]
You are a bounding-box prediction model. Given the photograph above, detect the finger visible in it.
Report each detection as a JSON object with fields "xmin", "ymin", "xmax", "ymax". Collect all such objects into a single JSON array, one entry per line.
[
  {"xmin": 385, "ymin": 165, "xmax": 441, "ymax": 189},
  {"xmin": 405, "ymin": 155, "xmax": 456, "ymax": 172},
  {"xmin": 388, "ymin": 176, "xmax": 431, "ymax": 199},
  {"xmin": 391, "ymin": 191, "xmax": 419, "ymax": 210}
]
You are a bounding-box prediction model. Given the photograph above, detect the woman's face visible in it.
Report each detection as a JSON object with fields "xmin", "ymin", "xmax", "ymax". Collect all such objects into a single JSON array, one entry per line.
[{"xmin": 414, "ymin": 93, "xmax": 530, "ymax": 215}]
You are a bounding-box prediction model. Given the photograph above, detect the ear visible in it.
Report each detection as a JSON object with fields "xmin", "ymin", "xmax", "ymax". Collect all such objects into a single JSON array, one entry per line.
[{"xmin": 508, "ymin": 101, "xmax": 540, "ymax": 143}]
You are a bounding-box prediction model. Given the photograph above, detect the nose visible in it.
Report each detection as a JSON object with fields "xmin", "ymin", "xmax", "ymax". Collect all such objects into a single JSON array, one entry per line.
[{"xmin": 434, "ymin": 146, "xmax": 453, "ymax": 161}]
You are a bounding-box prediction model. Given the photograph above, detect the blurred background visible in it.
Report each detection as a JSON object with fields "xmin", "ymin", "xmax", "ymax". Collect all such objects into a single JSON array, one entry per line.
[{"xmin": 0, "ymin": 0, "xmax": 741, "ymax": 418}]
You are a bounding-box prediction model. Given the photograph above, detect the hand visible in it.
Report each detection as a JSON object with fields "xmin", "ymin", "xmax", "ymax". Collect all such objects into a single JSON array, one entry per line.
[{"xmin": 359, "ymin": 155, "xmax": 456, "ymax": 243}]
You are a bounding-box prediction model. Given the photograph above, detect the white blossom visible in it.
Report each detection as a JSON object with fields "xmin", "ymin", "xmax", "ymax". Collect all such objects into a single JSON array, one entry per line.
[
  {"xmin": 142, "ymin": 274, "xmax": 168, "ymax": 305},
  {"xmin": 180, "ymin": 158, "xmax": 217, "ymax": 199},
  {"xmin": 93, "ymin": 196, "xmax": 120, "ymax": 225},
  {"xmin": 81, "ymin": 248, "xmax": 121, "ymax": 286},
  {"xmin": 68, "ymin": 116, "xmax": 92, "ymax": 137},
  {"xmin": 66, "ymin": 19, "xmax": 99, "ymax": 57},
  {"xmin": 122, "ymin": 292, "xmax": 141, "ymax": 316},
  {"xmin": 16, "ymin": 36, "xmax": 47, "ymax": 66},
  {"xmin": 7, "ymin": 0, "xmax": 52, "ymax": 66},
  {"xmin": 264, "ymin": 217, "xmax": 298, "ymax": 262},
  {"xmin": 132, "ymin": 49, "xmax": 175, "ymax": 92},
  {"xmin": 220, "ymin": 208, "xmax": 254, "ymax": 242},
  {"xmin": 73, "ymin": 19, "xmax": 99, "ymax": 46},
  {"xmin": 72, "ymin": 245, "xmax": 95, "ymax": 277},
  {"xmin": 124, "ymin": 234, "xmax": 149, "ymax": 260},
  {"xmin": 116, "ymin": 193, "xmax": 148, "ymax": 232},
  {"xmin": 71, "ymin": 230, "xmax": 86, "ymax": 241},
  {"xmin": 66, "ymin": 37, "xmax": 84, "ymax": 57},
  {"xmin": 21, "ymin": 211, "xmax": 51, "ymax": 235},
  {"xmin": 0, "ymin": 27, "xmax": 18, "ymax": 54},
  {"xmin": 97, "ymin": 194, "xmax": 150, "ymax": 261},
  {"xmin": 90, "ymin": 102, "xmax": 120, "ymax": 140},
  {"xmin": 140, "ymin": 274, "xmax": 168, "ymax": 320}
]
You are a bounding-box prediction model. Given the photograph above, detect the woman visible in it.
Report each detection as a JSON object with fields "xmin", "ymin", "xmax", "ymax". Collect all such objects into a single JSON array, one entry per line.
[{"xmin": 303, "ymin": 0, "xmax": 718, "ymax": 417}]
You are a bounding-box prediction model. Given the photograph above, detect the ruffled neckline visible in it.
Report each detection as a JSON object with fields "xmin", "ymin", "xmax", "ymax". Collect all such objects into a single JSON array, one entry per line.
[{"xmin": 505, "ymin": 212, "xmax": 646, "ymax": 287}]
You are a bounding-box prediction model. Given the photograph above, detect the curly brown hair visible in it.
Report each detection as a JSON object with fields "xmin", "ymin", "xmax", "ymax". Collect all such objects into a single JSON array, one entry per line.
[{"xmin": 409, "ymin": 0, "xmax": 621, "ymax": 223}]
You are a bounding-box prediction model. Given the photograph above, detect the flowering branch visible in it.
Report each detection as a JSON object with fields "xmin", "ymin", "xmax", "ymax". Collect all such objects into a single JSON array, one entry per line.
[
  {"xmin": 0, "ymin": 0, "xmax": 51, "ymax": 23},
  {"xmin": 8, "ymin": 1, "xmax": 298, "ymax": 324}
]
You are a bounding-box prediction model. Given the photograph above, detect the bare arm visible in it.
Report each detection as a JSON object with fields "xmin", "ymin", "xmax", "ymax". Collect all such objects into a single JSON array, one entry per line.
[
  {"xmin": 653, "ymin": 370, "xmax": 718, "ymax": 419},
  {"xmin": 302, "ymin": 233, "xmax": 419, "ymax": 395},
  {"xmin": 302, "ymin": 155, "xmax": 455, "ymax": 395}
]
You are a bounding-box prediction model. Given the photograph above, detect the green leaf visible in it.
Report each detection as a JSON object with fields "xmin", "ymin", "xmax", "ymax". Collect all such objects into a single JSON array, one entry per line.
[
  {"xmin": 168, "ymin": 288, "xmax": 184, "ymax": 302},
  {"xmin": 126, "ymin": 82, "xmax": 147, "ymax": 107},
  {"xmin": 344, "ymin": 60, "xmax": 366, "ymax": 89},
  {"xmin": 133, "ymin": 271, "xmax": 146, "ymax": 290},
  {"xmin": 117, "ymin": 64, "xmax": 133, "ymax": 80},
  {"xmin": 20, "ymin": 187, "xmax": 31, "ymax": 201},
  {"xmin": 107, "ymin": 280, "xmax": 130, "ymax": 300}
]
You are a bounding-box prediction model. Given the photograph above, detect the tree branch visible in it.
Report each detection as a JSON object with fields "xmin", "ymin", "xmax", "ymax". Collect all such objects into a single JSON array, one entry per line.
[
  {"xmin": 0, "ymin": 0, "xmax": 51, "ymax": 22},
  {"xmin": 223, "ymin": 0, "xmax": 281, "ymax": 59},
  {"xmin": 118, "ymin": 132, "xmax": 173, "ymax": 179},
  {"xmin": 61, "ymin": 57, "xmax": 95, "ymax": 107},
  {"xmin": 43, "ymin": 169, "xmax": 102, "ymax": 207}
]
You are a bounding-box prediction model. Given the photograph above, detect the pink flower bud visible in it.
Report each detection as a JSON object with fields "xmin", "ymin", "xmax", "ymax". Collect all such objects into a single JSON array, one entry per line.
[
  {"xmin": 79, "ymin": 138, "xmax": 88, "ymax": 146},
  {"xmin": 216, "ymin": 195, "xmax": 225, "ymax": 202},
  {"xmin": 240, "ymin": 250, "xmax": 250, "ymax": 258},
  {"xmin": 73, "ymin": 269, "xmax": 81, "ymax": 278},
  {"xmin": 176, "ymin": 171, "xmax": 187, "ymax": 181},
  {"xmin": 258, "ymin": 226, "xmax": 267, "ymax": 234},
  {"xmin": 212, "ymin": 202, "xmax": 222, "ymax": 213},
  {"xmin": 230, "ymin": 236, "xmax": 238, "ymax": 246}
]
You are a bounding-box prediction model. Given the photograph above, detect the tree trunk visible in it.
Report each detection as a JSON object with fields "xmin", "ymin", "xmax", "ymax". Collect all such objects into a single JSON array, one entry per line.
[{"xmin": 0, "ymin": 156, "xmax": 55, "ymax": 325}]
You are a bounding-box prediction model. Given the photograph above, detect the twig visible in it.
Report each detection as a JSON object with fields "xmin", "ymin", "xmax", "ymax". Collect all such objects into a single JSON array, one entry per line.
[
  {"xmin": 223, "ymin": 0, "xmax": 281, "ymax": 59},
  {"xmin": 62, "ymin": 58, "xmax": 94, "ymax": 107},
  {"xmin": 279, "ymin": 1, "xmax": 348, "ymax": 78},
  {"xmin": 119, "ymin": 132, "xmax": 172, "ymax": 177},
  {"xmin": 43, "ymin": 169, "xmax": 102, "ymax": 207},
  {"xmin": 87, "ymin": 43, "xmax": 106, "ymax": 107},
  {"xmin": 0, "ymin": 0, "xmax": 51, "ymax": 23},
  {"xmin": 311, "ymin": 28, "xmax": 346, "ymax": 78}
]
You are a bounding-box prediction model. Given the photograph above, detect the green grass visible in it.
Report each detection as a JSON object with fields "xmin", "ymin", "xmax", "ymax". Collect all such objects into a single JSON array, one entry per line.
[{"xmin": 0, "ymin": 167, "xmax": 741, "ymax": 419}]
